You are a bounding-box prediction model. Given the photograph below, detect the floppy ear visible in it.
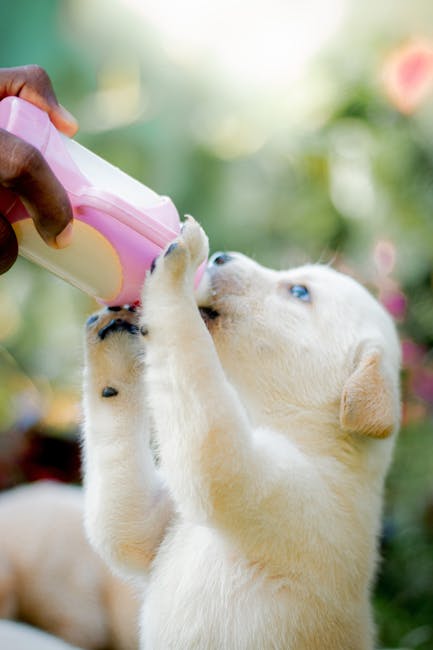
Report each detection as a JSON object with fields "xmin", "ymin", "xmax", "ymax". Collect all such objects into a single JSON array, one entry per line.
[{"xmin": 340, "ymin": 350, "xmax": 398, "ymax": 439}]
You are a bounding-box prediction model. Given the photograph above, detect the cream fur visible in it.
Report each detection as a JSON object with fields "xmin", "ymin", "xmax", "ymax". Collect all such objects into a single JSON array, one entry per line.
[
  {"xmin": 0, "ymin": 481, "xmax": 139, "ymax": 650},
  {"xmin": 82, "ymin": 219, "xmax": 401, "ymax": 650},
  {"xmin": 0, "ymin": 620, "xmax": 81, "ymax": 650}
]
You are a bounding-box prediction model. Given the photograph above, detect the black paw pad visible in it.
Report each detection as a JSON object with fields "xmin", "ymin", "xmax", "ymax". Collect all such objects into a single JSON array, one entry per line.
[
  {"xmin": 140, "ymin": 325, "xmax": 149, "ymax": 336},
  {"xmin": 164, "ymin": 241, "xmax": 178, "ymax": 257},
  {"xmin": 107, "ymin": 305, "xmax": 122, "ymax": 312},
  {"xmin": 102, "ymin": 386, "xmax": 118, "ymax": 398},
  {"xmin": 98, "ymin": 318, "xmax": 139, "ymax": 340}
]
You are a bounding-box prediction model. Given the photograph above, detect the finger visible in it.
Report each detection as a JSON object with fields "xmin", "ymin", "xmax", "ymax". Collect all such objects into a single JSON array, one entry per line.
[
  {"xmin": 0, "ymin": 65, "xmax": 78, "ymax": 136},
  {"xmin": 0, "ymin": 129, "xmax": 73, "ymax": 247},
  {"xmin": 0, "ymin": 212, "xmax": 18, "ymax": 274},
  {"xmin": 48, "ymin": 103, "xmax": 78, "ymax": 138}
]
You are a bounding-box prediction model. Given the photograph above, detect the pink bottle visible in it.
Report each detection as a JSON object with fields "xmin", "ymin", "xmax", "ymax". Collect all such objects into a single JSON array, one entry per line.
[{"xmin": 0, "ymin": 96, "xmax": 204, "ymax": 305}]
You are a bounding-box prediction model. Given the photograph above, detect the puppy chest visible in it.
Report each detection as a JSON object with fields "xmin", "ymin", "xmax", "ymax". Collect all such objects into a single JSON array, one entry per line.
[{"xmin": 142, "ymin": 524, "xmax": 293, "ymax": 648}]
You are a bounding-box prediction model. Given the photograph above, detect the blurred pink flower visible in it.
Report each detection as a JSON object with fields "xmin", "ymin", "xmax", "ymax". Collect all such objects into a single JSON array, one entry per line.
[
  {"xmin": 382, "ymin": 38, "xmax": 433, "ymax": 114},
  {"xmin": 374, "ymin": 240, "xmax": 396, "ymax": 277},
  {"xmin": 412, "ymin": 367, "xmax": 433, "ymax": 404},
  {"xmin": 380, "ymin": 289, "xmax": 407, "ymax": 320},
  {"xmin": 401, "ymin": 338, "xmax": 427, "ymax": 368}
]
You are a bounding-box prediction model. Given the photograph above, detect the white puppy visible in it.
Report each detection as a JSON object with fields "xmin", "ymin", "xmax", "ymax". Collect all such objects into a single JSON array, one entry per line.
[
  {"xmin": 82, "ymin": 219, "xmax": 400, "ymax": 650},
  {"xmin": 0, "ymin": 620, "xmax": 82, "ymax": 650},
  {"xmin": 0, "ymin": 481, "xmax": 139, "ymax": 650}
]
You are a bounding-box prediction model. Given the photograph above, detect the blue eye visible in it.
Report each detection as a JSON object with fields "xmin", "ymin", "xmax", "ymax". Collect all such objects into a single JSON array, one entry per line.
[{"xmin": 289, "ymin": 285, "xmax": 311, "ymax": 302}]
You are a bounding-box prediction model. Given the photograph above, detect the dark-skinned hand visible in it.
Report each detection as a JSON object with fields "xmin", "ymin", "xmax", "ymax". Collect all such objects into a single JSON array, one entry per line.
[{"xmin": 0, "ymin": 64, "xmax": 78, "ymax": 273}]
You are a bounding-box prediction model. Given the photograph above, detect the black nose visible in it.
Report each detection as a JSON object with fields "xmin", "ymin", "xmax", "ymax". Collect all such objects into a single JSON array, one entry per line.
[{"xmin": 210, "ymin": 252, "xmax": 233, "ymax": 266}]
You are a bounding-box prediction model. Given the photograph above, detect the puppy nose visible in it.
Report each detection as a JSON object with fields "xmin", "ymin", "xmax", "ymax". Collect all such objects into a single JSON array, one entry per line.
[{"xmin": 209, "ymin": 252, "xmax": 233, "ymax": 266}]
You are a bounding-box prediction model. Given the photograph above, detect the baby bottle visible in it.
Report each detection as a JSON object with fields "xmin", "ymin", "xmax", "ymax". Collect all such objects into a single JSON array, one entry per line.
[{"xmin": 0, "ymin": 96, "xmax": 204, "ymax": 305}]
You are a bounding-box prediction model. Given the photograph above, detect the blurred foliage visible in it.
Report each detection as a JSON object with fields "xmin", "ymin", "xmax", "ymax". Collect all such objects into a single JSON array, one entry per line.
[{"xmin": 0, "ymin": 0, "xmax": 433, "ymax": 648}]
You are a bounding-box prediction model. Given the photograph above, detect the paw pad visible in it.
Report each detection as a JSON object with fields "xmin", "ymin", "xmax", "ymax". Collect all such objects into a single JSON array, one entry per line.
[
  {"xmin": 101, "ymin": 386, "xmax": 118, "ymax": 398},
  {"xmin": 98, "ymin": 318, "xmax": 139, "ymax": 340}
]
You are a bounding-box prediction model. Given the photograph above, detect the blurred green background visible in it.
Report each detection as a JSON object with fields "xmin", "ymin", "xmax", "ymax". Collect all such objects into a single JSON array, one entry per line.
[{"xmin": 1, "ymin": 0, "xmax": 433, "ymax": 647}]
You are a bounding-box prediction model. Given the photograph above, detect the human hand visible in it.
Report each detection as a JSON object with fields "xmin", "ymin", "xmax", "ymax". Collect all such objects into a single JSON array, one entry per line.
[{"xmin": 0, "ymin": 65, "xmax": 78, "ymax": 273}]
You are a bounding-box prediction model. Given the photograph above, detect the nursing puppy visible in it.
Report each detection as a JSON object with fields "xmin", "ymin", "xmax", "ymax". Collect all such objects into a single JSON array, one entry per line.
[{"xmin": 82, "ymin": 219, "xmax": 400, "ymax": 650}]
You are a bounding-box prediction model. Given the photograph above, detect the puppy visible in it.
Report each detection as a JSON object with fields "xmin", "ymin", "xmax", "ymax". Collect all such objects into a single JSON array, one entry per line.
[
  {"xmin": 82, "ymin": 219, "xmax": 400, "ymax": 650},
  {"xmin": 0, "ymin": 481, "xmax": 139, "ymax": 650},
  {"xmin": 0, "ymin": 620, "xmax": 82, "ymax": 650}
]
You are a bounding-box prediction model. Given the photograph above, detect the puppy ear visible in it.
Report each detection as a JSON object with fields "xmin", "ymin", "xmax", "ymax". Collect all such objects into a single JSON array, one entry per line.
[{"xmin": 340, "ymin": 350, "xmax": 398, "ymax": 439}]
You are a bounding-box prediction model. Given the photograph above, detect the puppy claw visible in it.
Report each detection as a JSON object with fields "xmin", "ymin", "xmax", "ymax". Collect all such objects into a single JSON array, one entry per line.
[
  {"xmin": 164, "ymin": 242, "xmax": 179, "ymax": 257},
  {"xmin": 146, "ymin": 217, "xmax": 208, "ymax": 286},
  {"xmin": 86, "ymin": 314, "xmax": 99, "ymax": 327},
  {"xmin": 150, "ymin": 257, "xmax": 158, "ymax": 274}
]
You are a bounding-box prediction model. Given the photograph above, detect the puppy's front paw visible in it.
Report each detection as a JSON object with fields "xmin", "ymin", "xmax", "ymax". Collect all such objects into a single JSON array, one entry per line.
[
  {"xmin": 85, "ymin": 305, "xmax": 146, "ymax": 399},
  {"xmin": 147, "ymin": 217, "xmax": 209, "ymax": 289}
]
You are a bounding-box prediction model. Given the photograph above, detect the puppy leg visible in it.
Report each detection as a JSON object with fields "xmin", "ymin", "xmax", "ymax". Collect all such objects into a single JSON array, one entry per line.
[
  {"xmin": 143, "ymin": 219, "xmax": 300, "ymax": 548},
  {"xmin": 82, "ymin": 307, "xmax": 173, "ymax": 578}
]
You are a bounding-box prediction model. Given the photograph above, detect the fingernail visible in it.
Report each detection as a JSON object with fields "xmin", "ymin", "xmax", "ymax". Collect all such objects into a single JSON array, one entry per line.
[
  {"xmin": 58, "ymin": 104, "xmax": 78, "ymax": 128},
  {"xmin": 55, "ymin": 221, "xmax": 74, "ymax": 249},
  {"xmin": 54, "ymin": 105, "xmax": 79, "ymax": 136}
]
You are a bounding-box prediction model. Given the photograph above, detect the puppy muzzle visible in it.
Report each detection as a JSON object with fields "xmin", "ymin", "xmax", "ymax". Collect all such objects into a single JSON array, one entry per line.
[{"xmin": 196, "ymin": 251, "xmax": 236, "ymax": 323}]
